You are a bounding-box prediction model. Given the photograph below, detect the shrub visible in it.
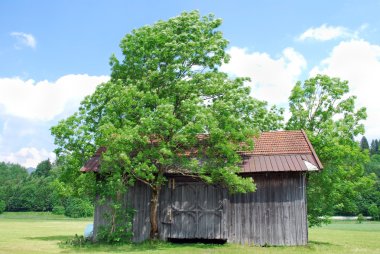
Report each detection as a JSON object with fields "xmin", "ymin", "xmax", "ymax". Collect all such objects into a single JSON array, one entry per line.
[
  {"xmin": 52, "ymin": 205, "xmax": 65, "ymax": 215},
  {"xmin": 64, "ymin": 198, "xmax": 93, "ymax": 218},
  {"xmin": 0, "ymin": 200, "xmax": 5, "ymax": 214},
  {"xmin": 368, "ymin": 204, "xmax": 380, "ymax": 221},
  {"xmin": 61, "ymin": 234, "xmax": 90, "ymax": 247},
  {"xmin": 96, "ymin": 202, "xmax": 134, "ymax": 243},
  {"xmin": 357, "ymin": 213, "xmax": 365, "ymax": 223}
]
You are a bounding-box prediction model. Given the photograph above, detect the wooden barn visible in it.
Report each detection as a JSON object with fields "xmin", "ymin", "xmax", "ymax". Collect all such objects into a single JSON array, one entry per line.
[{"xmin": 81, "ymin": 130, "xmax": 323, "ymax": 246}]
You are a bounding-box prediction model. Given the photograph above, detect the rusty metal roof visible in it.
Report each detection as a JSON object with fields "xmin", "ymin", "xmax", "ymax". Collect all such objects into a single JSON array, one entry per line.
[
  {"xmin": 80, "ymin": 130, "xmax": 322, "ymax": 173},
  {"xmin": 80, "ymin": 147, "xmax": 105, "ymax": 173}
]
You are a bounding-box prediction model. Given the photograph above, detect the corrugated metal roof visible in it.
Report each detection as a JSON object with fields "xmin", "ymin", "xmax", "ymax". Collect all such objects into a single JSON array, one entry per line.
[
  {"xmin": 80, "ymin": 130, "xmax": 323, "ymax": 173},
  {"xmin": 80, "ymin": 147, "xmax": 105, "ymax": 172},
  {"xmin": 241, "ymin": 154, "xmax": 319, "ymax": 173}
]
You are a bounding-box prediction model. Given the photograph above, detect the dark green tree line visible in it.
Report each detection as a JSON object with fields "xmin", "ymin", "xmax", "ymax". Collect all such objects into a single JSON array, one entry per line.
[{"xmin": 0, "ymin": 160, "xmax": 93, "ymax": 217}]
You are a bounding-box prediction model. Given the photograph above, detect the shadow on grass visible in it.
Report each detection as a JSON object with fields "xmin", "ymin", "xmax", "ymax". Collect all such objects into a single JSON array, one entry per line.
[
  {"xmin": 133, "ymin": 240, "xmax": 224, "ymax": 250},
  {"xmin": 58, "ymin": 240, "xmax": 225, "ymax": 253},
  {"xmin": 25, "ymin": 235, "xmax": 72, "ymax": 241},
  {"xmin": 308, "ymin": 240, "xmax": 335, "ymax": 246},
  {"xmin": 304, "ymin": 240, "xmax": 339, "ymax": 251}
]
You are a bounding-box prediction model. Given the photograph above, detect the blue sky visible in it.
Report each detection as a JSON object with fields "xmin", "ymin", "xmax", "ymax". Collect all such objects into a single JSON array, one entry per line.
[{"xmin": 1, "ymin": 0, "xmax": 380, "ymax": 167}]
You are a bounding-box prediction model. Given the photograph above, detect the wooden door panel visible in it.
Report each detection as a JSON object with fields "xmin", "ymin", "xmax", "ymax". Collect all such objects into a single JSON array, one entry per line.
[
  {"xmin": 169, "ymin": 182, "xmax": 225, "ymax": 239},
  {"xmin": 171, "ymin": 184, "xmax": 197, "ymax": 211},
  {"xmin": 171, "ymin": 211, "xmax": 197, "ymax": 238}
]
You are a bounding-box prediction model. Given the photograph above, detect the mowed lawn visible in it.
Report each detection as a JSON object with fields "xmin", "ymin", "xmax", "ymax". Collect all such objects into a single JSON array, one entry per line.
[{"xmin": 0, "ymin": 212, "xmax": 380, "ymax": 254}]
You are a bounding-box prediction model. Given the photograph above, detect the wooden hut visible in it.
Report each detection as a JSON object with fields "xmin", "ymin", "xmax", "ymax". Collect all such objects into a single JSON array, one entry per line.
[{"xmin": 81, "ymin": 130, "xmax": 323, "ymax": 246}]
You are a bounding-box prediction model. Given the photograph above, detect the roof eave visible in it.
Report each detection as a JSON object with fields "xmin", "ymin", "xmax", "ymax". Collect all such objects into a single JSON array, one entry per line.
[{"xmin": 301, "ymin": 129, "xmax": 323, "ymax": 170}]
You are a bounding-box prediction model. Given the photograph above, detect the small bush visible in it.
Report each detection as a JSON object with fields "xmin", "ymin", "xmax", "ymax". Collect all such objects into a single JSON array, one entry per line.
[
  {"xmin": 0, "ymin": 200, "xmax": 6, "ymax": 214},
  {"xmin": 96, "ymin": 204, "xmax": 134, "ymax": 243},
  {"xmin": 368, "ymin": 204, "xmax": 380, "ymax": 221},
  {"xmin": 357, "ymin": 213, "xmax": 365, "ymax": 223},
  {"xmin": 52, "ymin": 205, "xmax": 65, "ymax": 215},
  {"xmin": 65, "ymin": 198, "xmax": 93, "ymax": 218},
  {"xmin": 62, "ymin": 234, "xmax": 90, "ymax": 247}
]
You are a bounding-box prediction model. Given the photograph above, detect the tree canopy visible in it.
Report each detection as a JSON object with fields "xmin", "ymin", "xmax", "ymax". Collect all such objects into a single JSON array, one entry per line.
[
  {"xmin": 31, "ymin": 159, "xmax": 52, "ymax": 178},
  {"xmin": 51, "ymin": 11, "xmax": 283, "ymax": 239},
  {"xmin": 286, "ymin": 74, "xmax": 375, "ymax": 226}
]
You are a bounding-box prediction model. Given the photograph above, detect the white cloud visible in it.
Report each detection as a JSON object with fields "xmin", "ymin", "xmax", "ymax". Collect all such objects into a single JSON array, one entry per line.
[
  {"xmin": 10, "ymin": 32, "xmax": 37, "ymax": 49},
  {"xmin": 221, "ymin": 46, "xmax": 306, "ymax": 105},
  {"xmin": 0, "ymin": 147, "xmax": 56, "ymax": 168},
  {"xmin": 0, "ymin": 74, "xmax": 109, "ymax": 121},
  {"xmin": 310, "ymin": 39, "xmax": 380, "ymax": 139},
  {"xmin": 298, "ymin": 24, "xmax": 352, "ymax": 41}
]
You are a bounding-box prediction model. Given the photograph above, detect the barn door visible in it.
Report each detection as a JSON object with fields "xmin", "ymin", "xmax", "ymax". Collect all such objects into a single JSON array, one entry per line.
[{"xmin": 168, "ymin": 181, "xmax": 226, "ymax": 239}]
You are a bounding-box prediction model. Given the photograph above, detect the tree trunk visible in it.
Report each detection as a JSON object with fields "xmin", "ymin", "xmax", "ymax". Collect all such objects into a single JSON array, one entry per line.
[{"xmin": 150, "ymin": 186, "xmax": 160, "ymax": 239}]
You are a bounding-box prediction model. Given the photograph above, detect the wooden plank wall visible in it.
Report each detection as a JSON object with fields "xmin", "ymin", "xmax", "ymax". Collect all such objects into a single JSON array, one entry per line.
[
  {"xmin": 93, "ymin": 172, "xmax": 307, "ymax": 245},
  {"xmin": 93, "ymin": 181, "xmax": 151, "ymax": 243},
  {"xmin": 93, "ymin": 195, "xmax": 111, "ymax": 239},
  {"xmin": 227, "ymin": 173, "xmax": 307, "ymax": 245}
]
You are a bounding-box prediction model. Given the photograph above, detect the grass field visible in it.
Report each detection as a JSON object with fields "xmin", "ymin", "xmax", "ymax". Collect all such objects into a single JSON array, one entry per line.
[{"xmin": 0, "ymin": 212, "xmax": 380, "ymax": 254}]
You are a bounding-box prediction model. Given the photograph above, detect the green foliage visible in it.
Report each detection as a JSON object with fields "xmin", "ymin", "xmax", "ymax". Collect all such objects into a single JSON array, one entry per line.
[
  {"xmin": 0, "ymin": 161, "xmax": 67, "ymax": 212},
  {"xmin": 52, "ymin": 205, "xmax": 65, "ymax": 215},
  {"xmin": 22, "ymin": 177, "xmax": 55, "ymax": 211},
  {"xmin": 0, "ymin": 162, "xmax": 28, "ymax": 199},
  {"xmin": 368, "ymin": 204, "xmax": 380, "ymax": 220},
  {"xmin": 4, "ymin": 175, "xmax": 55, "ymax": 212},
  {"xmin": 64, "ymin": 198, "xmax": 93, "ymax": 218},
  {"xmin": 51, "ymin": 11, "xmax": 283, "ymax": 239},
  {"xmin": 51, "ymin": 10, "xmax": 283, "ymax": 195},
  {"xmin": 0, "ymin": 162, "xmax": 29, "ymax": 211},
  {"xmin": 0, "ymin": 200, "xmax": 5, "ymax": 214},
  {"xmin": 366, "ymin": 154, "xmax": 380, "ymax": 177},
  {"xmin": 360, "ymin": 136, "xmax": 370, "ymax": 151},
  {"xmin": 286, "ymin": 74, "xmax": 375, "ymax": 226},
  {"xmin": 0, "ymin": 159, "xmax": 95, "ymax": 215},
  {"xmin": 94, "ymin": 173, "xmax": 134, "ymax": 243},
  {"xmin": 370, "ymin": 139, "xmax": 379, "ymax": 155},
  {"xmin": 362, "ymin": 155, "xmax": 380, "ymax": 217},
  {"xmin": 31, "ymin": 159, "xmax": 52, "ymax": 178},
  {"xmin": 97, "ymin": 209, "xmax": 134, "ymax": 243},
  {"xmin": 62, "ymin": 234, "xmax": 90, "ymax": 247},
  {"xmin": 357, "ymin": 214, "xmax": 365, "ymax": 223}
]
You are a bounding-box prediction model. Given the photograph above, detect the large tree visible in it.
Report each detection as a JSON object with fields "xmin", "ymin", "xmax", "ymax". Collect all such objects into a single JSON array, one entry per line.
[
  {"xmin": 287, "ymin": 74, "xmax": 376, "ymax": 225},
  {"xmin": 51, "ymin": 11, "xmax": 283, "ymax": 239}
]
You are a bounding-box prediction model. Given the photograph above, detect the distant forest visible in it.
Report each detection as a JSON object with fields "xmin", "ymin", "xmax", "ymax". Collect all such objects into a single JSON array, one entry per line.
[
  {"xmin": 361, "ymin": 136, "xmax": 380, "ymax": 156},
  {"xmin": 0, "ymin": 160, "xmax": 93, "ymax": 218}
]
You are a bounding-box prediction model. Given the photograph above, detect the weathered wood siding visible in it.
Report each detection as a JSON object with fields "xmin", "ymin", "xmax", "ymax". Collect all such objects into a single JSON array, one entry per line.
[
  {"xmin": 227, "ymin": 173, "xmax": 307, "ymax": 245},
  {"xmin": 160, "ymin": 182, "xmax": 227, "ymax": 240},
  {"xmin": 93, "ymin": 181, "xmax": 151, "ymax": 243},
  {"xmin": 93, "ymin": 172, "xmax": 307, "ymax": 245}
]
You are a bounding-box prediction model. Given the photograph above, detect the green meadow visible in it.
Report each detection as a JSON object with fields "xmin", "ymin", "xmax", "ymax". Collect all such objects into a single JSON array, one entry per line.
[{"xmin": 0, "ymin": 212, "xmax": 379, "ymax": 254}]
